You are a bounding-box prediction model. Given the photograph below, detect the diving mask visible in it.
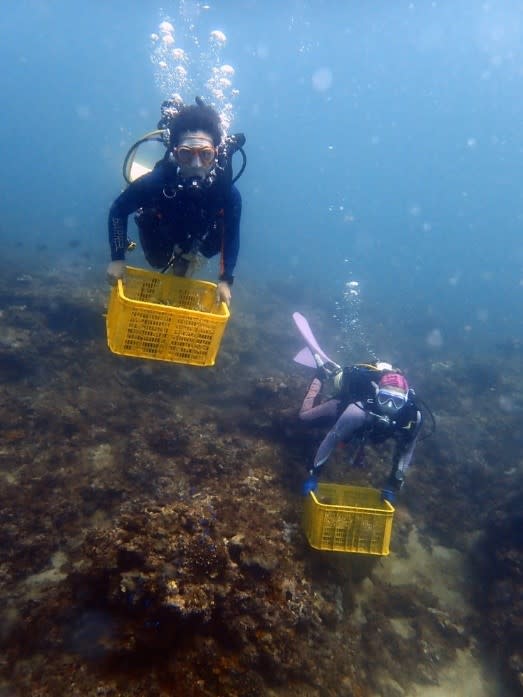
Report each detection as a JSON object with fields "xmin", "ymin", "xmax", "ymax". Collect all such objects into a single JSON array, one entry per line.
[
  {"xmin": 175, "ymin": 145, "xmax": 215, "ymax": 167},
  {"xmin": 377, "ymin": 389, "xmax": 407, "ymax": 414},
  {"xmin": 174, "ymin": 132, "xmax": 216, "ymax": 178}
]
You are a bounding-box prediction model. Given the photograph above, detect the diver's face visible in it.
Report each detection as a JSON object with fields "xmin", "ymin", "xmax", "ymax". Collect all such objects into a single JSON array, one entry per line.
[
  {"xmin": 174, "ymin": 130, "xmax": 216, "ymax": 179},
  {"xmin": 376, "ymin": 389, "xmax": 407, "ymax": 417}
]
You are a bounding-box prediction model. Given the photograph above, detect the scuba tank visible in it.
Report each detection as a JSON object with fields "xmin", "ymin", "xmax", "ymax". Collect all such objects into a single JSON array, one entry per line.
[{"xmin": 122, "ymin": 129, "xmax": 167, "ymax": 183}]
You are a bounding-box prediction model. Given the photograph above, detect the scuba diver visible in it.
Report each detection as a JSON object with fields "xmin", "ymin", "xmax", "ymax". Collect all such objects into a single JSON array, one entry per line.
[
  {"xmin": 293, "ymin": 313, "xmax": 423, "ymax": 503},
  {"xmin": 106, "ymin": 97, "xmax": 246, "ymax": 306}
]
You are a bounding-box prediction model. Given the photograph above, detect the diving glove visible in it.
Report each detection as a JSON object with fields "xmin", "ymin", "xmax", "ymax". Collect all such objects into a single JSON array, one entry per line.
[
  {"xmin": 217, "ymin": 281, "xmax": 231, "ymax": 306},
  {"xmin": 302, "ymin": 475, "xmax": 318, "ymax": 496},
  {"xmin": 106, "ymin": 260, "xmax": 126, "ymax": 284},
  {"xmin": 380, "ymin": 489, "xmax": 396, "ymax": 504}
]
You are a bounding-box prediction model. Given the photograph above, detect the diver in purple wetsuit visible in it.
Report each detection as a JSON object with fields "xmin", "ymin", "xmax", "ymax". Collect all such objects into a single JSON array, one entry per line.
[
  {"xmin": 292, "ymin": 312, "xmax": 423, "ymax": 503},
  {"xmin": 300, "ymin": 366, "xmax": 422, "ymax": 502},
  {"xmin": 106, "ymin": 98, "xmax": 245, "ymax": 307}
]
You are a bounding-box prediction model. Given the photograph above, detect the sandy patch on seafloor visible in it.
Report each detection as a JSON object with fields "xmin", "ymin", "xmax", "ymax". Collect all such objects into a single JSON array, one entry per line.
[
  {"xmin": 355, "ymin": 524, "xmax": 504, "ymax": 697},
  {"xmin": 407, "ymin": 648, "xmax": 498, "ymax": 697}
]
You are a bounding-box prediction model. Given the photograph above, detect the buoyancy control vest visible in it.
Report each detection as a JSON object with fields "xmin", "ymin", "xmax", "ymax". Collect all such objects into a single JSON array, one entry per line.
[{"xmin": 336, "ymin": 364, "xmax": 420, "ymax": 442}]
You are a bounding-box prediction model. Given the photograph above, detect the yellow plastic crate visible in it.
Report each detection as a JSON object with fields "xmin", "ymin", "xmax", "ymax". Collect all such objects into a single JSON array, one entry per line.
[
  {"xmin": 303, "ymin": 483, "xmax": 394, "ymax": 556},
  {"xmin": 106, "ymin": 266, "xmax": 230, "ymax": 366}
]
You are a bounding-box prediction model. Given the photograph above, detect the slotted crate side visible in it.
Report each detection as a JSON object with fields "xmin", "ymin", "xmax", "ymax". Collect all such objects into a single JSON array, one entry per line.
[
  {"xmin": 303, "ymin": 484, "xmax": 394, "ymax": 556},
  {"xmin": 106, "ymin": 267, "xmax": 229, "ymax": 366}
]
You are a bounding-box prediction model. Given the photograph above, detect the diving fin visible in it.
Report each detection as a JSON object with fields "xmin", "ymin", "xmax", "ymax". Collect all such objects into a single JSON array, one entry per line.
[
  {"xmin": 292, "ymin": 312, "xmax": 341, "ymax": 374},
  {"xmin": 293, "ymin": 346, "xmax": 317, "ymax": 368}
]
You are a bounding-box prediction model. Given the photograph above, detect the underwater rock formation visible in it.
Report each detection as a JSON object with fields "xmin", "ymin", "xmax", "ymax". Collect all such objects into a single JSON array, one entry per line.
[
  {"xmin": 0, "ymin": 261, "xmax": 520, "ymax": 695},
  {"xmin": 472, "ymin": 489, "xmax": 523, "ymax": 694}
]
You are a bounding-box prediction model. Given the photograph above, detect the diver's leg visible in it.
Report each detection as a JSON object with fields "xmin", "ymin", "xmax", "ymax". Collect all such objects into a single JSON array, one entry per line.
[
  {"xmin": 299, "ymin": 378, "xmax": 339, "ymax": 422},
  {"xmin": 136, "ymin": 212, "xmax": 173, "ymax": 269},
  {"xmin": 171, "ymin": 255, "xmax": 190, "ymax": 276}
]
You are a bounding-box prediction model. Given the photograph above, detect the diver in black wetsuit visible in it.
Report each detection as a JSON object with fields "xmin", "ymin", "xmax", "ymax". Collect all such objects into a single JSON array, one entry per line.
[{"xmin": 106, "ymin": 99, "xmax": 243, "ymax": 306}]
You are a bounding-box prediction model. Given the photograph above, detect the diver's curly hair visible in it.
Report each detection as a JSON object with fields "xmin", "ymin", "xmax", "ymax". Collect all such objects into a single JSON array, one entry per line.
[{"xmin": 168, "ymin": 103, "xmax": 223, "ymax": 148}]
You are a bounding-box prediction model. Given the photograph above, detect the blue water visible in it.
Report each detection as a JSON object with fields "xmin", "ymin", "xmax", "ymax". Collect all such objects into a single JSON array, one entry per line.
[
  {"xmin": 1, "ymin": 4, "xmax": 522, "ymax": 694},
  {"xmin": 1, "ymin": 0, "xmax": 522, "ymax": 350}
]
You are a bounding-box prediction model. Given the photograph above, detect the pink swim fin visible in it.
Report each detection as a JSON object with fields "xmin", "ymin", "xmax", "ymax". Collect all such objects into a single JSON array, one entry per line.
[
  {"xmin": 292, "ymin": 312, "xmax": 341, "ymax": 373},
  {"xmin": 293, "ymin": 346, "xmax": 317, "ymax": 368}
]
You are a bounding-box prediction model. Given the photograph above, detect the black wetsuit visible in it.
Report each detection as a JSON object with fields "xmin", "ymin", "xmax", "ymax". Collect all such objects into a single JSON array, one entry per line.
[{"xmin": 108, "ymin": 160, "xmax": 241, "ymax": 284}]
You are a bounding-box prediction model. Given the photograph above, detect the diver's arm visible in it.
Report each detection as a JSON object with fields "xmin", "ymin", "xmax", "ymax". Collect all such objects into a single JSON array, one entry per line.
[
  {"xmin": 219, "ymin": 185, "xmax": 241, "ymax": 284},
  {"xmin": 108, "ymin": 172, "xmax": 162, "ymax": 261},
  {"xmin": 108, "ymin": 199, "xmax": 129, "ymax": 261},
  {"xmin": 393, "ymin": 409, "xmax": 423, "ymax": 479},
  {"xmin": 312, "ymin": 403, "xmax": 368, "ymax": 473}
]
